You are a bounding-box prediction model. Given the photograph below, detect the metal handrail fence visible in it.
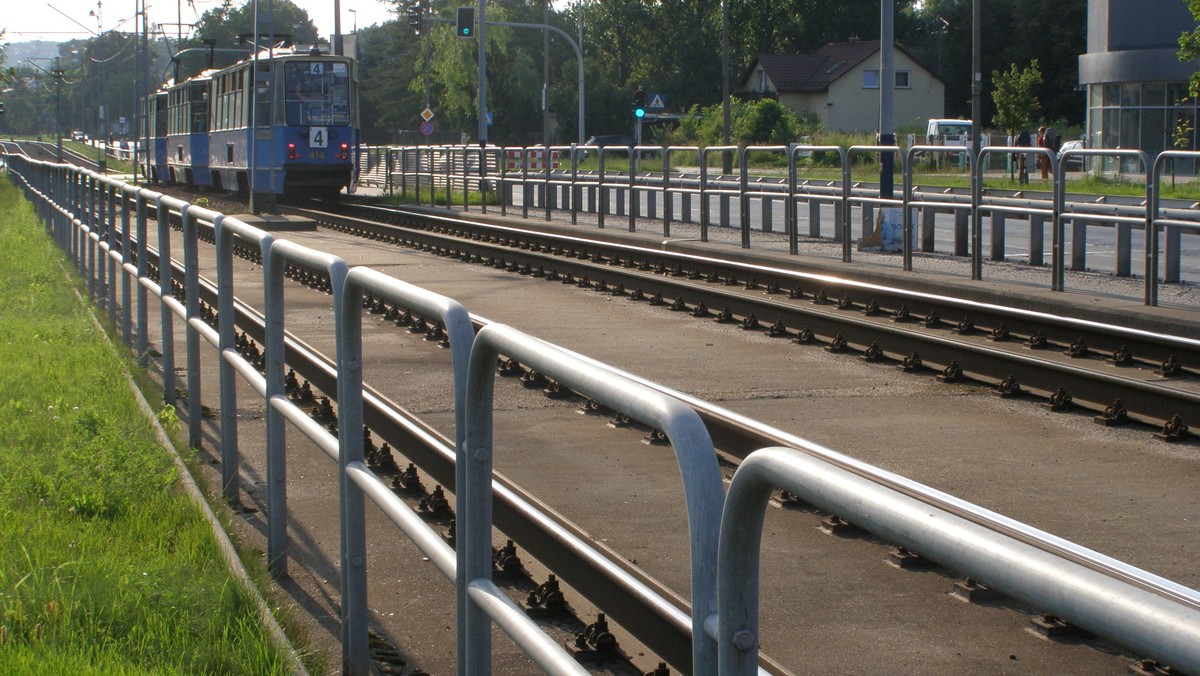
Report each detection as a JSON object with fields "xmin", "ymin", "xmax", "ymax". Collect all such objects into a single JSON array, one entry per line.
[
  {"xmin": 463, "ymin": 324, "xmax": 725, "ymax": 675},
  {"xmin": 4, "ymin": 155, "xmax": 589, "ymax": 674},
  {"xmin": 10, "ymin": 153, "xmax": 1200, "ymax": 674},
  {"xmin": 1150, "ymin": 150, "xmax": 1200, "ymax": 305},
  {"xmin": 718, "ymin": 447, "xmax": 1200, "ymax": 675},
  {"xmin": 375, "ymin": 143, "xmax": 1199, "ymax": 306}
]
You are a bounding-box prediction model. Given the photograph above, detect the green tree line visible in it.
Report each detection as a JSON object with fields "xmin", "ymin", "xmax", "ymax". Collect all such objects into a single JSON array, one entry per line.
[{"xmin": 0, "ymin": 0, "xmax": 1102, "ymax": 146}]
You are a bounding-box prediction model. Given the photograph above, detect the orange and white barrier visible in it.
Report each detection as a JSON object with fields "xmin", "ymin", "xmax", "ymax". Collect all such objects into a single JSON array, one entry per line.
[{"xmin": 505, "ymin": 149, "xmax": 560, "ymax": 171}]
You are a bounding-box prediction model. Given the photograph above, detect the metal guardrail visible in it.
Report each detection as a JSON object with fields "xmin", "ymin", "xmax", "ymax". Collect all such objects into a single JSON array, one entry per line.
[
  {"xmin": 718, "ymin": 447, "xmax": 1200, "ymax": 675},
  {"xmin": 361, "ymin": 143, "xmax": 1200, "ymax": 306},
  {"xmin": 11, "ymin": 153, "xmax": 1200, "ymax": 674}
]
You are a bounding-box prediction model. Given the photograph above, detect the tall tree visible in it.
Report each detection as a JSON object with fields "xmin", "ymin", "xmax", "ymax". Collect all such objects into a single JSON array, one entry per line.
[
  {"xmin": 1179, "ymin": 0, "xmax": 1200, "ymax": 95},
  {"xmin": 917, "ymin": 0, "xmax": 1084, "ymax": 125},
  {"xmin": 992, "ymin": 59, "xmax": 1042, "ymax": 135}
]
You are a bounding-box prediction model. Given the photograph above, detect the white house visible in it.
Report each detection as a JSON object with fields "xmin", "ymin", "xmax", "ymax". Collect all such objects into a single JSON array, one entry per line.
[{"xmin": 739, "ymin": 38, "xmax": 945, "ymax": 133}]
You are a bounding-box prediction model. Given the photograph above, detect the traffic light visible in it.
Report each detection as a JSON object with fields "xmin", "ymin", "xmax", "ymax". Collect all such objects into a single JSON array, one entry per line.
[
  {"xmin": 456, "ymin": 7, "xmax": 475, "ymax": 38},
  {"xmin": 632, "ymin": 87, "xmax": 646, "ymax": 119},
  {"xmin": 408, "ymin": 1, "xmax": 422, "ymax": 36}
]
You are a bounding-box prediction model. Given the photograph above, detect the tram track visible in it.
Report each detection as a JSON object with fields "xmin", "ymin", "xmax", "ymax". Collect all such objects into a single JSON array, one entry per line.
[
  {"xmin": 294, "ymin": 201, "xmax": 1199, "ymax": 439},
  {"xmin": 95, "ymin": 188, "xmax": 1200, "ymax": 673}
]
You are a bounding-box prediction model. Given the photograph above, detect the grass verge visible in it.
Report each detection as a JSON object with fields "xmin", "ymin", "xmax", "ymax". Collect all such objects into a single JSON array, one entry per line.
[{"xmin": 0, "ymin": 176, "xmax": 294, "ymax": 673}]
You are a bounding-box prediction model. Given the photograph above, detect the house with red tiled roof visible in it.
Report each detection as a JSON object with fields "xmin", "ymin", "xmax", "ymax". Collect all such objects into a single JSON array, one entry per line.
[{"xmin": 738, "ymin": 38, "xmax": 945, "ymax": 133}]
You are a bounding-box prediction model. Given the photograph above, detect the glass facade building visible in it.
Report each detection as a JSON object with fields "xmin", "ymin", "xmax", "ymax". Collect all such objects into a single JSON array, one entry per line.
[{"xmin": 1078, "ymin": 0, "xmax": 1199, "ymax": 169}]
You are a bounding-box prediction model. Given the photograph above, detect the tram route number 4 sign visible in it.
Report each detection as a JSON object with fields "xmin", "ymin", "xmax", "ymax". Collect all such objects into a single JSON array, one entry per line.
[{"xmin": 310, "ymin": 127, "xmax": 329, "ymax": 148}]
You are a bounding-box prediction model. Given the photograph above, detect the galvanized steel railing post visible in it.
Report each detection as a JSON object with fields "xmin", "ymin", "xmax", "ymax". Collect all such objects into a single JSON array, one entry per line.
[
  {"xmin": 699, "ymin": 149, "xmax": 710, "ymax": 241},
  {"xmin": 543, "ymin": 144, "xmax": 553, "ymax": 222},
  {"xmin": 135, "ymin": 192, "xmax": 150, "ymax": 366},
  {"xmin": 840, "ymin": 155, "xmax": 852, "ymax": 262},
  {"xmin": 903, "ymin": 147, "xmax": 917, "ymax": 271},
  {"xmin": 598, "ymin": 149, "xmax": 608, "ymax": 230},
  {"xmin": 330, "ymin": 262, "xmax": 368, "ymax": 676},
  {"xmin": 570, "ymin": 144, "xmax": 580, "ymax": 225},
  {"xmin": 106, "ymin": 183, "xmax": 118, "ymax": 327},
  {"xmin": 464, "ymin": 325, "xmax": 725, "ymax": 675},
  {"xmin": 86, "ymin": 175, "xmax": 98, "ymax": 299},
  {"xmin": 1149, "ymin": 153, "xmax": 1163, "ymax": 306},
  {"xmin": 738, "ymin": 147, "xmax": 750, "ymax": 248},
  {"xmin": 414, "ymin": 147, "xmax": 422, "ymax": 204},
  {"xmin": 331, "ymin": 267, "xmax": 474, "ymax": 675},
  {"xmin": 1051, "ymin": 150, "xmax": 1066, "ymax": 291},
  {"xmin": 481, "ymin": 146, "xmax": 492, "ymax": 215},
  {"xmin": 155, "ymin": 194, "xmax": 177, "ymax": 405},
  {"xmin": 969, "ymin": 147, "xmax": 983, "ymax": 280},
  {"xmin": 628, "ymin": 149, "xmax": 637, "ymax": 232},
  {"xmin": 182, "ymin": 207, "xmax": 204, "ymax": 449},
  {"xmin": 786, "ymin": 147, "xmax": 798, "ymax": 255},
  {"xmin": 498, "ymin": 147, "xmax": 510, "ymax": 217},
  {"xmin": 261, "ymin": 234, "xmax": 291, "ymax": 579},
  {"xmin": 661, "ymin": 149, "xmax": 672, "ymax": 237},
  {"xmin": 120, "ymin": 185, "xmax": 133, "ymax": 346},
  {"xmin": 214, "ymin": 214, "xmax": 241, "ymax": 502},
  {"xmin": 521, "ymin": 147, "xmax": 531, "ymax": 220}
]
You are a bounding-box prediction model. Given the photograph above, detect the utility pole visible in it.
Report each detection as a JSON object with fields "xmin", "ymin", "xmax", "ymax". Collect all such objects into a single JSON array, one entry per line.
[
  {"xmin": 477, "ymin": 0, "xmax": 488, "ymax": 147},
  {"xmin": 971, "ymin": 0, "xmax": 983, "ymax": 280},
  {"xmin": 542, "ymin": 0, "xmax": 549, "ymax": 146},
  {"xmin": 91, "ymin": 2, "xmax": 107, "ymax": 173},
  {"xmin": 721, "ymin": 0, "xmax": 731, "ymax": 173},
  {"xmin": 53, "ymin": 59, "xmax": 64, "ymax": 162},
  {"xmin": 879, "ymin": 0, "xmax": 895, "ymax": 200},
  {"xmin": 132, "ymin": 0, "xmax": 141, "ymax": 183},
  {"xmin": 334, "ymin": 0, "xmax": 343, "ymax": 55}
]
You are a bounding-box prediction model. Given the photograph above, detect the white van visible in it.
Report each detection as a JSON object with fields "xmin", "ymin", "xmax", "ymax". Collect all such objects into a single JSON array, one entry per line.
[{"xmin": 925, "ymin": 119, "xmax": 972, "ymax": 147}]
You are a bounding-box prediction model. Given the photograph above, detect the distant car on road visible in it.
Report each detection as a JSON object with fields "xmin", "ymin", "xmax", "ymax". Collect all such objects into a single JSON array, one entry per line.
[
  {"xmin": 1058, "ymin": 139, "xmax": 1085, "ymax": 171},
  {"xmin": 71, "ymin": 130, "xmax": 86, "ymax": 141}
]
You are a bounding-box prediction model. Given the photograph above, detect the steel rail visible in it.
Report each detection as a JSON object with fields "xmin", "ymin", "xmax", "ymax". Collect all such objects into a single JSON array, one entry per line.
[
  {"xmin": 132, "ymin": 232, "xmax": 784, "ymax": 674},
  {"xmin": 182, "ymin": 233, "xmax": 1200, "ymax": 632},
  {"xmin": 72, "ymin": 194, "xmax": 1200, "ymax": 671},
  {"xmin": 297, "ymin": 205, "xmax": 1199, "ymax": 432}
]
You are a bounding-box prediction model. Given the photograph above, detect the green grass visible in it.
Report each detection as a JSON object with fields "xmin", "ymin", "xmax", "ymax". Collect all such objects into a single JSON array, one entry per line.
[{"xmin": 0, "ymin": 177, "xmax": 293, "ymax": 673}]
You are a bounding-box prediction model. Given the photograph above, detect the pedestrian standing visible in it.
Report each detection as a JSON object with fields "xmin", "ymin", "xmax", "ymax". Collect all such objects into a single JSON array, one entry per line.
[
  {"xmin": 1037, "ymin": 126, "xmax": 1053, "ymax": 180},
  {"xmin": 1015, "ymin": 129, "xmax": 1032, "ymax": 185}
]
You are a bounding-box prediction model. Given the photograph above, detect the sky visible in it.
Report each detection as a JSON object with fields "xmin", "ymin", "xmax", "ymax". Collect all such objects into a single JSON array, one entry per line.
[{"xmin": 2, "ymin": 0, "xmax": 401, "ymax": 45}]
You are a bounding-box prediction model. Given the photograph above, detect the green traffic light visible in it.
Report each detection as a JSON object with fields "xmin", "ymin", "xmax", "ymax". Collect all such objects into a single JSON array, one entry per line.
[{"xmin": 635, "ymin": 108, "xmax": 645, "ymax": 118}]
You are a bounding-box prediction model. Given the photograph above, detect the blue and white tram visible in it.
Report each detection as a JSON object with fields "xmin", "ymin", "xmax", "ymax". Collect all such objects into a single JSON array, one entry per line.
[
  {"xmin": 166, "ymin": 75, "xmax": 212, "ymax": 188},
  {"xmin": 207, "ymin": 48, "xmax": 358, "ymax": 201},
  {"xmin": 140, "ymin": 91, "xmax": 169, "ymax": 184}
]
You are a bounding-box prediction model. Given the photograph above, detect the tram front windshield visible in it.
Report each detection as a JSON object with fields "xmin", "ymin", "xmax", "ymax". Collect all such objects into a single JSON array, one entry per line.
[{"xmin": 284, "ymin": 61, "xmax": 351, "ymax": 127}]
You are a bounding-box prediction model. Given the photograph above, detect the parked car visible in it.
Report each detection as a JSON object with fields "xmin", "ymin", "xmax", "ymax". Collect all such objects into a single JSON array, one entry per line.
[
  {"xmin": 1058, "ymin": 139, "xmax": 1085, "ymax": 171},
  {"xmin": 71, "ymin": 130, "xmax": 86, "ymax": 141}
]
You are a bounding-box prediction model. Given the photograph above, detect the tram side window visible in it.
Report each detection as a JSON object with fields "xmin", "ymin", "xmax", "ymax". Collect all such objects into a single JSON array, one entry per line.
[
  {"xmin": 155, "ymin": 97, "xmax": 168, "ymax": 138},
  {"xmin": 284, "ymin": 61, "xmax": 351, "ymax": 126},
  {"xmin": 191, "ymin": 82, "xmax": 209, "ymax": 133}
]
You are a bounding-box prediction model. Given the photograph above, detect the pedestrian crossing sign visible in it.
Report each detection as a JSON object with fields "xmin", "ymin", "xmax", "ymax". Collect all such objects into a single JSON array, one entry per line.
[{"xmin": 649, "ymin": 93, "xmax": 666, "ymax": 110}]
